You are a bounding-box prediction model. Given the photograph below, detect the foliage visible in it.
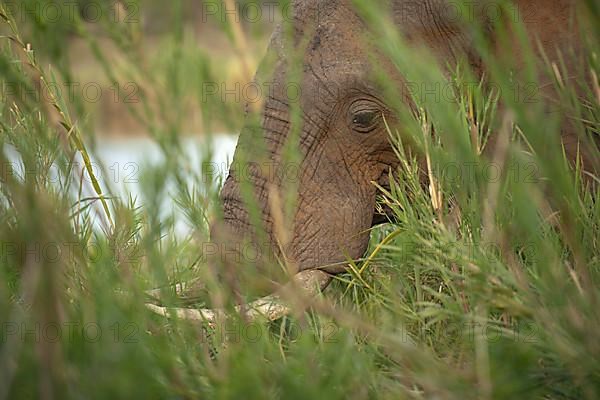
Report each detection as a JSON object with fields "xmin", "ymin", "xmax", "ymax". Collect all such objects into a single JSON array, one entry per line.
[{"xmin": 0, "ymin": 1, "xmax": 598, "ymax": 399}]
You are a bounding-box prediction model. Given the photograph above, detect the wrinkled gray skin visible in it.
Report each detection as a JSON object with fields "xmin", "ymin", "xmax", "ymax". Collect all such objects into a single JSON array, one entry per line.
[{"xmin": 213, "ymin": 0, "xmax": 591, "ymax": 290}]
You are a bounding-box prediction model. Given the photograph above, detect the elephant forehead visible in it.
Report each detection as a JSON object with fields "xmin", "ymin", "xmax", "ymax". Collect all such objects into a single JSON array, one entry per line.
[
  {"xmin": 290, "ymin": 0, "xmax": 345, "ymax": 22},
  {"xmin": 288, "ymin": 0, "xmax": 374, "ymax": 48},
  {"xmin": 289, "ymin": 0, "xmax": 478, "ymax": 28},
  {"xmin": 285, "ymin": 0, "xmax": 474, "ymax": 58}
]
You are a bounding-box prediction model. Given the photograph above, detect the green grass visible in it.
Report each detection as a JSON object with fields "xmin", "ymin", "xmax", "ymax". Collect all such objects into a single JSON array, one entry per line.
[{"xmin": 1, "ymin": 1, "xmax": 599, "ymax": 399}]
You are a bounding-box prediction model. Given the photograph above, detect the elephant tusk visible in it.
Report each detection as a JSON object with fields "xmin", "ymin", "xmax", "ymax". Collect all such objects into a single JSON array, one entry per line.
[{"xmin": 145, "ymin": 269, "xmax": 332, "ymax": 323}]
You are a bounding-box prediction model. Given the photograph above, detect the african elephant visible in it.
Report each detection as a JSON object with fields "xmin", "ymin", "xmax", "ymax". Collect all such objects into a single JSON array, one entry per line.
[{"xmin": 149, "ymin": 0, "xmax": 597, "ymax": 320}]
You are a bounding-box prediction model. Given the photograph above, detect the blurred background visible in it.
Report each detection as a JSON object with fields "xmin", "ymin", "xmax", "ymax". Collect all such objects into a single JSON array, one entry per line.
[
  {"xmin": 3, "ymin": 0, "xmax": 279, "ymax": 134},
  {"xmin": 1, "ymin": 0, "xmax": 285, "ymax": 233}
]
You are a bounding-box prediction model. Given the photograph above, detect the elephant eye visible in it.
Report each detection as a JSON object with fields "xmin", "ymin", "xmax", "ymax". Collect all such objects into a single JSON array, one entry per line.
[{"xmin": 349, "ymin": 100, "xmax": 381, "ymax": 133}]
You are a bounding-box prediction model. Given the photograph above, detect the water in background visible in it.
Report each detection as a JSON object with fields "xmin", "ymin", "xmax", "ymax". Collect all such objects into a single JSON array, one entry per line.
[
  {"xmin": 93, "ymin": 134, "xmax": 238, "ymax": 235},
  {"xmin": 5, "ymin": 134, "xmax": 239, "ymax": 236},
  {"xmin": 94, "ymin": 134, "xmax": 238, "ymax": 196}
]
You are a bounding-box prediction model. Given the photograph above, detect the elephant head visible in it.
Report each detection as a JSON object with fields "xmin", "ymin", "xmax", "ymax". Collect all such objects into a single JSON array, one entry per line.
[
  {"xmin": 212, "ymin": 0, "xmax": 588, "ymax": 293},
  {"xmin": 148, "ymin": 0, "xmax": 591, "ymax": 319},
  {"xmin": 214, "ymin": 1, "xmax": 402, "ymax": 293}
]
